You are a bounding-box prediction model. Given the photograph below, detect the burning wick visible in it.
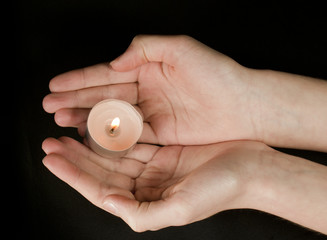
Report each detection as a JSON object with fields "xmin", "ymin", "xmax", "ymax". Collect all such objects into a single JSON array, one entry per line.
[{"xmin": 109, "ymin": 117, "xmax": 120, "ymax": 136}]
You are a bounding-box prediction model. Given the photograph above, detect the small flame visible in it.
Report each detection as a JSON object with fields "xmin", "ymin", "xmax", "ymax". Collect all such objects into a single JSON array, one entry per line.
[{"xmin": 110, "ymin": 117, "xmax": 120, "ymax": 130}]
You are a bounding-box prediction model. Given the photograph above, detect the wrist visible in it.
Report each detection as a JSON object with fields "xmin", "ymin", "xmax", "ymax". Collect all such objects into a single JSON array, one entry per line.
[
  {"xmin": 245, "ymin": 68, "xmax": 327, "ymax": 151},
  {"xmin": 245, "ymin": 148, "xmax": 327, "ymax": 234}
]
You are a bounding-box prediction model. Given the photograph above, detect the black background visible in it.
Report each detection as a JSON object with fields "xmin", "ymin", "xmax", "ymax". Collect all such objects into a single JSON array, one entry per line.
[{"xmin": 14, "ymin": 1, "xmax": 327, "ymax": 239}]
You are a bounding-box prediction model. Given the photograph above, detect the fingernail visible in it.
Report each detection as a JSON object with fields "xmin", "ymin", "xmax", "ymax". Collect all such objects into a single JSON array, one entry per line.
[{"xmin": 103, "ymin": 200, "xmax": 119, "ymax": 216}]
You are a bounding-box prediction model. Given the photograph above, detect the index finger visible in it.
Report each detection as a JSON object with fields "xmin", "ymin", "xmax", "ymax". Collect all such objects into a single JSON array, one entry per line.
[{"xmin": 49, "ymin": 63, "xmax": 140, "ymax": 92}]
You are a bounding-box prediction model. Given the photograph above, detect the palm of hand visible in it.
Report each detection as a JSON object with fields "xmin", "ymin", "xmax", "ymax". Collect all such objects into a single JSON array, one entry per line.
[
  {"xmin": 134, "ymin": 53, "xmax": 251, "ymax": 145},
  {"xmin": 42, "ymin": 136, "xmax": 243, "ymax": 230},
  {"xmin": 136, "ymin": 61, "xmax": 212, "ymax": 145},
  {"xmin": 42, "ymin": 136, "xmax": 205, "ymax": 203}
]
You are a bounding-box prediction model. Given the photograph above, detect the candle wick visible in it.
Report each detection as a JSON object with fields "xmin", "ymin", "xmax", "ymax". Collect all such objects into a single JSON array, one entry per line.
[
  {"xmin": 109, "ymin": 117, "xmax": 120, "ymax": 136},
  {"xmin": 110, "ymin": 127, "xmax": 116, "ymax": 134}
]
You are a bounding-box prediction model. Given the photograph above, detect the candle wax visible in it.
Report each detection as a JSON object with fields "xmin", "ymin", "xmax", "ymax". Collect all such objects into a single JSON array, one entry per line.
[{"xmin": 86, "ymin": 99, "xmax": 143, "ymax": 158}]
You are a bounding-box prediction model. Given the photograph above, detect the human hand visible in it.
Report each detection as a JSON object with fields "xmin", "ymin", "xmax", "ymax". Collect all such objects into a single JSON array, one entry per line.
[
  {"xmin": 42, "ymin": 137, "xmax": 264, "ymax": 232},
  {"xmin": 43, "ymin": 35, "xmax": 327, "ymax": 150},
  {"xmin": 42, "ymin": 35, "xmax": 260, "ymax": 146},
  {"xmin": 108, "ymin": 35, "xmax": 327, "ymax": 150},
  {"xmin": 41, "ymin": 35, "xmax": 327, "ymax": 234},
  {"xmin": 42, "ymin": 137, "xmax": 327, "ymax": 233}
]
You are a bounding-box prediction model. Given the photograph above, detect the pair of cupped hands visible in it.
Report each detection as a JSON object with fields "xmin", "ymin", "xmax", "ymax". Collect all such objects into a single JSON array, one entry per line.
[{"xmin": 42, "ymin": 35, "xmax": 327, "ymax": 232}]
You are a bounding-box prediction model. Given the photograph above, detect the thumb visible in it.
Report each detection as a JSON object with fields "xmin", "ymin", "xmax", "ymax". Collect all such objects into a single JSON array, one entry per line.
[
  {"xmin": 110, "ymin": 35, "xmax": 195, "ymax": 72},
  {"xmin": 102, "ymin": 194, "xmax": 187, "ymax": 232}
]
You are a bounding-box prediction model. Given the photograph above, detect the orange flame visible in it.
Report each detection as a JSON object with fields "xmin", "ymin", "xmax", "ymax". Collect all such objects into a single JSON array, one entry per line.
[{"xmin": 110, "ymin": 117, "xmax": 120, "ymax": 130}]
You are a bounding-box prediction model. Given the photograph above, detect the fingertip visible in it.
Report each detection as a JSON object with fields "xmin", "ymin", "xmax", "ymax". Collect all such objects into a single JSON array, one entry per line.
[
  {"xmin": 109, "ymin": 57, "xmax": 131, "ymax": 72},
  {"xmin": 49, "ymin": 72, "xmax": 68, "ymax": 92},
  {"xmin": 42, "ymin": 152, "xmax": 58, "ymax": 169},
  {"xmin": 109, "ymin": 40, "xmax": 143, "ymax": 72},
  {"xmin": 42, "ymin": 93, "xmax": 69, "ymax": 114},
  {"xmin": 48, "ymin": 76, "xmax": 57, "ymax": 92},
  {"xmin": 102, "ymin": 194, "xmax": 135, "ymax": 218},
  {"xmin": 41, "ymin": 153, "xmax": 73, "ymax": 181},
  {"xmin": 42, "ymin": 95, "xmax": 54, "ymax": 113},
  {"xmin": 102, "ymin": 195, "xmax": 159, "ymax": 232},
  {"xmin": 42, "ymin": 137, "xmax": 66, "ymax": 155},
  {"xmin": 42, "ymin": 137, "xmax": 55, "ymax": 154},
  {"xmin": 48, "ymin": 72, "xmax": 70, "ymax": 92},
  {"xmin": 54, "ymin": 110, "xmax": 68, "ymax": 126},
  {"xmin": 42, "ymin": 156, "xmax": 49, "ymax": 167},
  {"xmin": 109, "ymin": 58, "xmax": 119, "ymax": 70},
  {"xmin": 103, "ymin": 199, "xmax": 120, "ymax": 217},
  {"xmin": 49, "ymin": 69, "xmax": 83, "ymax": 92}
]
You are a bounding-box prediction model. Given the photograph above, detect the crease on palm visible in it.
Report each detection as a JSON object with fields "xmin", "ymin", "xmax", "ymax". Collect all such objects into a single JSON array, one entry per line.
[{"xmin": 48, "ymin": 135, "xmax": 226, "ymax": 204}]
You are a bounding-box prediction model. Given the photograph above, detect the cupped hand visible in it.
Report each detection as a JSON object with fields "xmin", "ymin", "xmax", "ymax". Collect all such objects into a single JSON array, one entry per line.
[
  {"xmin": 42, "ymin": 137, "xmax": 266, "ymax": 232},
  {"xmin": 43, "ymin": 35, "xmax": 260, "ymax": 145}
]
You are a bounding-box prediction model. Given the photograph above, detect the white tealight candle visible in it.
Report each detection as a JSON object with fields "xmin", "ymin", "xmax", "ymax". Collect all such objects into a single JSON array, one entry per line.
[{"xmin": 86, "ymin": 99, "xmax": 143, "ymax": 158}]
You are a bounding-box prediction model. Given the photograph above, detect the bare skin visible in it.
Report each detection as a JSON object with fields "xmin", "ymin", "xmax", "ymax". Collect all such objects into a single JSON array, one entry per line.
[
  {"xmin": 43, "ymin": 35, "xmax": 327, "ymax": 151},
  {"xmin": 42, "ymin": 137, "xmax": 327, "ymax": 233},
  {"xmin": 42, "ymin": 35, "xmax": 327, "ymax": 233}
]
